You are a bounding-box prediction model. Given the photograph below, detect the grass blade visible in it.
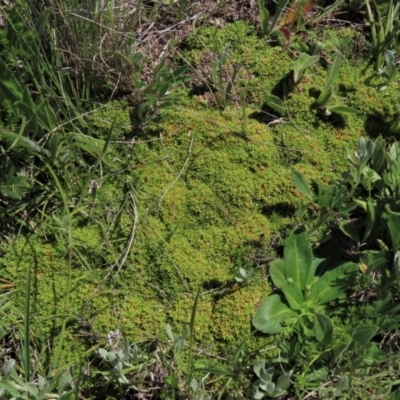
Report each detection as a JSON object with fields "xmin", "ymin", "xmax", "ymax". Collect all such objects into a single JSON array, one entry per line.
[
  {"xmin": 325, "ymin": 55, "xmax": 342, "ymax": 89},
  {"xmin": 22, "ymin": 260, "xmax": 32, "ymax": 382},
  {"xmin": 269, "ymin": 0, "xmax": 290, "ymax": 34},
  {"xmin": 187, "ymin": 286, "xmax": 201, "ymax": 387}
]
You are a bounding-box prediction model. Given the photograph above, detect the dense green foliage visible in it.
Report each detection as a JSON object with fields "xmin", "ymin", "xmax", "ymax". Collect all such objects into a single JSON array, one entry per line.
[{"xmin": 1, "ymin": 0, "xmax": 400, "ymax": 399}]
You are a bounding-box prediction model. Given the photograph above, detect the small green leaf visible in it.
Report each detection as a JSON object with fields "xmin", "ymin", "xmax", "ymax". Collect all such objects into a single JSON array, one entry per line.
[
  {"xmin": 372, "ymin": 136, "xmax": 386, "ymax": 173},
  {"xmin": 299, "ymin": 314, "xmax": 315, "ymax": 338},
  {"xmin": 382, "ymin": 50, "xmax": 397, "ymax": 83},
  {"xmin": 293, "ymin": 53, "xmax": 319, "ymax": 83},
  {"xmin": 0, "ymin": 58, "xmax": 24, "ymax": 103},
  {"xmin": 326, "ymin": 105, "xmax": 360, "ymax": 115},
  {"xmin": 310, "ymin": 41, "xmax": 325, "ymax": 56},
  {"xmin": 284, "ymin": 228, "xmax": 313, "ymax": 290},
  {"xmin": 314, "ymin": 88, "xmax": 333, "ymax": 108},
  {"xmin": 394, "ymin": 251, "xmax": 400, "ymax": 275},
  {"xmin": 171, "ymin": 65, "xmax": 189, "ymax": 80},
  {"xmin": 252, "ymin": 294, "xmax": 296, "ymax": 334},
  {"xmin": 280, "ymin": 281, "xmax": 303, "ymax": 310},
  {"xmin": 26, "ymin": 383, "xmax": 39, "ymax": 396},
  {"xmin": 377, "ymin": 83, "xmax": 388, "ymax": 91},
  {"xmin": 362, "ymin": 166, "xmax": 383, "ymax": 190},
  {"xmin": 308, "ymin": 262, "xmax": 358, "ymax": 306},
  {"xmin": 0, "ymin": 380, "xmax": 20, "ymax": 396},
  {"xmin": 258, "ymin": 1, "xmax": 270, "ymax": 36},
  {"xmin": 354, "ymin": 199, "xmax": 368, "ymax": 211},
  {"xmin": 388, "ymin": 142, "xmax": 400, "ymax": 162},
  {"xmin": 0, "ymin": 173, "xmax": 30, "ymax": 200},
  {"xmin": 383, "ymin": 204, "xmax": 400, "ymax": 252},
  {"xmin": 325, "ymin": 55, "xmax": 342, "ymax": 88},
  {"xmin": 362, "ymin": 200, "xmax": 381, "ymax": 243},
  {"xmin": 291, "ymin": 171, "xmax": 313, "ymax": 200},
  {"xmin": 131, "ymin": 52, "xmax": 143, "ymax": 64},
  {"xmin": 67, "ymin": 133, "xmax": 109, "ymax": 158},
  {"xmin": 335, "ymin": 376, "xmax": 349, "ymax": 396},
  {"xmin": 314, "ymin": 312, "xmax": 333, "ymax": 344},
  {"xmin": 269, "ymin": 259, "xmax": 285, "ymax": 289},
  {"xmin": 329, "ymin": 34, "xmax": 339, "ymax": 47},
  {"xmin": 166, "ymin": 323, "xmax": 174, "ymax": 341},
  {"xmin": 35, "ymin": 7, "xmax": 52, "ymax": 38},
  {"xmin": 0, "ymin": 129, "xmax": 49, "ymax": 156},
  {"xmin": 265, "ymin": 94, "xmax": 285, "ymax": 115},
  {"xmin": 253, "ymin": 359, "xmax": 267, "ymax": 379},
  {"xmin": 333, "ymin": 340, "xmax": 350, "ymax": 362},
  {"xmin": 350, "ymin": 66, "xmax": 358, "ymax": 86},
  {"xmin": 298, "ymin": 41, "xmax": 310, "ymax": 53},
  {"xmin": 59, "ymin": 391, "xmax": 75, "ymax": 400},
  {"xmin": 339, "ymin": 221, "xmax": 359, "ymax": 242},
  {"xmin": 1, "ymin": 359, "xmax": 15, "ymax": 377},
  {"xmin": 306, "ymin": 258, "xmax": 324, "ymax": 289},
  {"xmin": 276, "ymin": 372, "xmax": 291, "ymax": 391},
  {"xmin": 352, "ymin": 325, "xmax": 379, "ymax": 345},
  {"xmin": 364, "ymin": 140, "xmax": 375, "ymax": 164}
]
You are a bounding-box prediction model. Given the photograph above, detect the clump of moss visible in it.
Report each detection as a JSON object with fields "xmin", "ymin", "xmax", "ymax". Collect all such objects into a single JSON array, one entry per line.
[{"xmin": 211, "ymin": 281, "xmax": 269, "ymax": 343}]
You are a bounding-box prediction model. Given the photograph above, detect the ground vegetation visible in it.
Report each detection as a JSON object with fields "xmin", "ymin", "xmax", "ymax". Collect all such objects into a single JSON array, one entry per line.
[{"xmin": 0, "ymin": 0, "xmax": 400, "ymax": 398}]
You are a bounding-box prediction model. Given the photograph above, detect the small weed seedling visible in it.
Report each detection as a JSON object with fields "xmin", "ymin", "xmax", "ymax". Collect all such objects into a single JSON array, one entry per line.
[{"xmin": 313, "ymin": 54, "xmax": 359, "ymax": 115}]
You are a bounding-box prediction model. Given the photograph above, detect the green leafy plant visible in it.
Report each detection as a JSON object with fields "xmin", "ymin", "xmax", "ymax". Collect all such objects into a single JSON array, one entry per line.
[
  {"xmin": 264, "ymin": 94, "xmax": 286, "ymax": 116},
  {"xmin": 312, "ymin": 54, "xmax": 359, "ymax": 115},
  {"xmin": 295, "ymin": 39, "xmax": 325, "ymax": 57},
  {"xmin": 257, "ymin": 0, "xmax": 290, "ymax": 38},
  {"xmin": 0, "ymin": 360, "xmax": 74, "ymax": 400},
  {"xmin": 96, "ymin": 338, "xmax": 158, "ymax": 397},
  {"xmin": 0, "ymin": 4, "xmax": 115, "ymax": 227},
  {"xmin": 235, "ymin": 266, "xmax": 255, "ymax": 285},
  {"xmin": 289, "ymin": 137, "xmax": 400, "ymax": 395},
  {"xmin": 377, "ymin": 50, "xmax": 400, "ymax": 130},
  {"xmin": 0, "ymin": 231, "xmax": 76, "ymax": 400},
  {"xmin": 162, "ymin": 288, "xmax": 202, "ymax": 398},
  {"xmin": 327, "ymin": 33, "xmax": 354, "ymax": 57},
  {"xmin": 192, "ymin": 338, "xmax": 253, "ymax": 399},
  {"xmin": 257, "ymin": 0, "xmax": 318, "ymax": 46},
  {"xmin": 293, "ymin": 52, "xmax": 319, "ymax": 83},
  {"xmin": 364, "ymin": 0, "xmax": 400, "ymax": 71},
  {"xmin": 251, "ymin": 227, "xmax": 400, "ymax": 398},
  {"xmin": 130, "ymin": 56, "xmax": 189, "ymax": 126},
  {"xmin": 378, "ymin": 50, "xmax": 400, "ymax": 90},
  {"xmin": 292, "ymin": 136, "xmax": 400, "ymax": 263},
  {"xmin": 253, "ymin": 228, "xmax": 358, "ymax": 336},
  {"xmin": 266, "ymin": 51, "xmax": 357, "ymax": 117},
  {"xmin": 208, "ymin": 44, "xmax": 240, "ymax": 110},
  {"xmin": 253, "ymin": 360, "xmax": 292, "ymax": 399},
  {"xmin": 313, "ymin": 54, "xmax": 342, "ymax": 108},
  {"xmin": 264, "ymin": 52, "xmax": 320, "ymax": 115}
]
